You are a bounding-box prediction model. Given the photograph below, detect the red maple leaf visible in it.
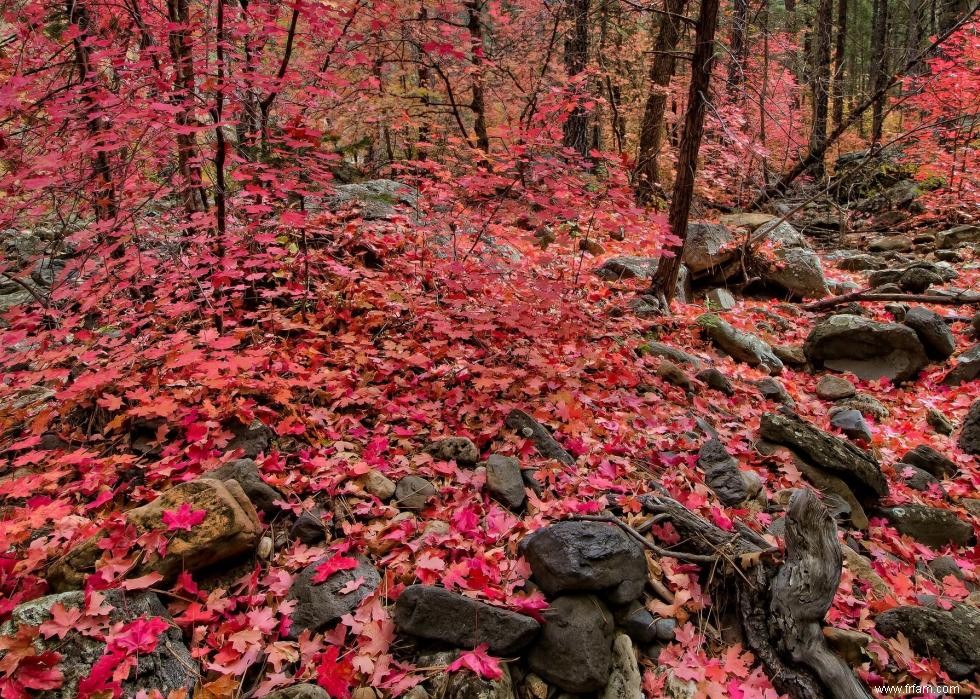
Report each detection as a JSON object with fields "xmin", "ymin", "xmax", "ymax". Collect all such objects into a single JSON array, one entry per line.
[
  {"xmin": 161, "ymin": 502, "xmax": 207, "ymax": 532},
  {"xmin": 446, "ymin": 644, "xmax": 503, "ymax": 680},
  {"xmin": 312, "ymin": 556, "xmax": 359, "ymax": 584},
  {"xmin": 316, "ymin": 645, "xmax": 354, "ymax": 699}
]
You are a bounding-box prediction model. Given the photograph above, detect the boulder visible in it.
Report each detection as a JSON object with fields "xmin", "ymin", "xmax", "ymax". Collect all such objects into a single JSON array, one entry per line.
[
  {"xmin": 600, "ymin": 634, "xmax": 643, "ymax": 699},
  {"xmin": 697, "ymin": 439, "xmax": 749, "ymax": 506},
  {"xmin": 290, "ymin": 507, "xmax": 327, "ymax": 545},
  {"xmin": 425, "ymin": 437, "xmax": 480, "ymax": 466},
  {"xmin": 903, "ymin": 307, "xmax": 956, "ymax": 360},
  {"xmin": 705, "ymin": 288, "xmax": 736, "ymax": 311},
  {"xmin": 875, "ymin": 603, "xmax": 980, "ymax": 678},
  {"xmin": 484, "ymin": 455, "xmax": 526, "ymax": 511},
  {"xmin": 898, "ymin": 267, "xmax": 942, "ymax": 293},
  {"xmin": 683, "ymin": 223, "xmax": 736, "ymax": 275},
  {"xmin": 48, "ymin": 478, "xmax": 261, "ymax": 591},
  {"xmin": 0, "ymin": 591, "xmax": 196, "ymax": 698},
  {"xmin": 773, "ymin": 344, "xmax": 807, "ymax": 367},
  {"xmin": 208, "ymin": 458, "xmax": 283, "ymax": 515},
  {"xmin": 881, "ymin": 505, "xmax": 973, "ymax": 547},
  {"xmin": 595, "ymin": 257, "xmax": 659, "ymax": 281},
  {"xmin": 759, "ymin": 411, "xmax": 887, "ymax": 498},
  {"xmin": 756, "ymin": 378, "xmax": 794, "ymax": 406},
  {"xmin": 695, "ymin": 368, "xmax": 734, "ymax": 395},
  {"xmin": 395, "ymin": 476, "xmax": 437, "ymax": 510},
  {"xmin": 804, "ymin": 314, "xmax": 928, "ymax": 383},
  {"xmin": 325, "ymin": 180, "xmax": 416, "ymax": 220},
  {"xmin": 816, "ymin": 375, "xmax": 856, "ymax": 401},
  {"xmin": 520, "ymin": 521, "xmax": 647, "ymax": 604},
  {"xmin": 957, "ymin": 400, "xmax": 980, "ymax": 456},
  {"xmin": 868, "ymin": 235, "xmax": 913, "ymax": 253},
  {"xmin": 829, "ymin": 408, "xmax": 872, "ymax": 442},
  {"xmin": 527, "ymin": 595, "xmax": 615, "ymax": 694},
  {"xmin": 394, "ymin": 585, "xmax": 540, "ymax": 655},
  {"xmin": 900, "ymin": 445, "xmax": 956, "ymax": 478},
  {"xmin": 936, "ymin": 224, "xmax": 980, "ymax": 249},
  {"xmin": 944, "ymin": 344, "xmax": 980, "ymax": 386},
  {"xmin": 896, "ymin": 464, "xmax": 940, "ymax": 491},
  {"xmin": 697, "ymin": 314, "xmax": 783, "ymax": 374},
  {"xmin": 759, "ymin": 246, "xmax": 829, "ymax": 300},
  {"xmin": 288, "ymin": 557, "xmax": 380, "ymax": 638}
]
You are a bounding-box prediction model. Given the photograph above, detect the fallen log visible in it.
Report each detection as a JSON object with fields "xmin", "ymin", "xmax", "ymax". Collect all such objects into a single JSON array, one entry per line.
[
  {"xmin": 802, "ymin": 289, "xmax": 980, "ymax": 312},
  {"xmin": 641, "ymin": 488, "xmax": 871, "ymax": 699}
]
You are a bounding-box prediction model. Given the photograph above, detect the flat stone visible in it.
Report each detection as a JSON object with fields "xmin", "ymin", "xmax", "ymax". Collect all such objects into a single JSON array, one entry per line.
[
  {"xmin": 900, "ymin": 445, "xmax": 956, "ymax": 478},
  {"xmin": 944, "ymin": 344, "xmax": 980, "ymax": 386},
  {"xmin": 395, "ymin": 476, "xmax": 437, "ymax": 510},
  {"xmin": 394, "ymin": 585, "xmax": 540, "ymax": 655},
  {"xmin": 875, "ymin": 603, "xmax": 980, "ymax": 678},
  {"xmin": 896, "ymin": 464, "xmax": 940, "ymax": 491},
  {"xmin": 520, "ymin": 521, "xmax": 647, "ymax": 604},
  {"xmin": 705, "ymin": 288, "xmax": 736, "ymax": 311},
  {"xmin": 882, "ymin": 505, "xmax": 973, "ymax": 547},
  {"xmin": 829, "ymin": 408, "xmax": 873, "ymax": 442},
  {"xmin": 288, "ymin": 557, "xmax": 380, "ymax": 638},
  {"xmin": 697, "ymin": 314, "xmax": 783, "ymax": 375},
  {"xmin": 600, "ymin": 634, "xmax": 642, "ymax": 699},
  {"xmin": 804, "ymin": 314, "xmax": 928, "ymax": 383},
  {"xmin": 816, "ymin": 375, "xmax": 856, "ymax": 400},
  {"xmin": 756, "ymin": 377, "xmax": 794, "ymax": 406}
]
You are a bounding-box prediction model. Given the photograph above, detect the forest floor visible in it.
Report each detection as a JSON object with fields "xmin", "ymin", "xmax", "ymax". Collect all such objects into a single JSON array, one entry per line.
[{"xmin": 0, "ymin": 167, "xmax": 978, "ymax": 699}]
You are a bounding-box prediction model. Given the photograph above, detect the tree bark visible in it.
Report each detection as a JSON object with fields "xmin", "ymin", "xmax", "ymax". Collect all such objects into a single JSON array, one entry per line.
[
  {"xmin": 647, "ymin": 0, "xmax": 720, "ymax": 305},
  {"xmin": 562, "ymin": 0, "xmax": 591, "ymax": 157},
  {"xmin": 727, "ymin": 0, "xmax": 749, "ymax": 95},
  {"xmin": 466, "ymin": 0, "xmax": 491, "ymax": 152},
  {"xmin": 869, "ymin": 0, "xmax": 889, "ymax": 142},
  {"xmin": 808, "ymin": 0, "xmax": 833, "ymax": 177},
  {"xmin": 832, "ymin": 0, "xmax": 847, "ymax": 128},
  {"xmin": 635, "ymin": 0, "xmax": 689, "ymax": 204}
]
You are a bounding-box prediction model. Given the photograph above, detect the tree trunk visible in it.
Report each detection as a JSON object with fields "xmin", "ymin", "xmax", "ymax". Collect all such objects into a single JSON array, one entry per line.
[
  {"xmin": 634, "ymin": 0, "xmax": 688, "ymax": 204},
  {"xmin": 869, "ymin": 0, "xmax": 889, "ymax": 142},
  {"xmin": 466, "ymin": 0, "xmax": 491, "ymax": 152},
  {"xmin": 647, "ymin": 0, "xmax": 720, "ymax": 305},
  {"xmin": 832, "ymin": 0, "xmax": 847, "ymax": 128},
  {"xmin": 808, "ymin": 0, "xmax": 833, "ymax": 177},
  {"xmin": 727, "ymin": 0, "xmax": 749, "ymax": 95},
  {"xmin": 562, "ymin": 0, "xmax": 591, "ymax": 156}
]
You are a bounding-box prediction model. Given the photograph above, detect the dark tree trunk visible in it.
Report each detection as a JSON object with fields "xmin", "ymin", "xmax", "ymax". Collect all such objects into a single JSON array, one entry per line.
[
  {"xmin": 832, "ymin": 0, "xmax": 847, "ymax": 128},
  {"xmin": 647, "ymin": 0, "xmax": 720, "ymax": 305},
  {"xmin": 562, "ymin": 0, "xmax": 591, "ymax": 156},
  {"xmin": 869, "ymin": 0, "xmax": 889, "ymax": 142},
  {"xmin": 466, "ymin": 0, "xmax": 491, "ymax": 152},
  {"xmin": 727, "ymin": 0, "xmax": 749, "ymax": 95},
  {"xmin": 808, "ymin": 0, "xmax": 833, "ymax": 176},
  {"xmin": 634, "ymin": 0, "xmax": 688, "ymax": 204}
]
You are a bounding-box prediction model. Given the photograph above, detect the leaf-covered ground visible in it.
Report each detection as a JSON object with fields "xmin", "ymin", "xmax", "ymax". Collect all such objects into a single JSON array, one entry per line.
[{"xmin": 1, "ymin": 194, "xmax": 978, "ymax": 697}]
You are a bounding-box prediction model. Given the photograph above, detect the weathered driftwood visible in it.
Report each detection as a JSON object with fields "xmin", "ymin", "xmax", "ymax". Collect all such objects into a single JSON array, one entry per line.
[
  {"xmin": 504, "ymin": 408, "xmax": 575, "ymax": 465},
  {"xmin": 641, "ymin": 489, "xmax": 871, "ymax": 699},
  {"xmin": 802, "ymin": 289, "xmax": 980, "ymax": 312}
]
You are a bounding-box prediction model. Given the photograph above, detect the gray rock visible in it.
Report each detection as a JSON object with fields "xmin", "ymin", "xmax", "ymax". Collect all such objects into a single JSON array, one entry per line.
[
  {"xmin": 756, "ymin": 377, "xmax": 794, "ymax": 406},
  {"xmin": 600, "ymin": 634, "xmax": 642, "ymax": 699},
  {"xmin": 903, "ymin": 307, "xmax": 956, "ymax": 360},
  {"xmin": 816, "ymin": 375, "xmax": 856, "ymax": 400},
  {"xmin": 287, "ymin": 557, "xmax": 380, "ymax": 638},
  {"xmin": 614, "ymin": 601, "xmax": 658, "ymax": 644},
  {"xmin": 900, "ymin": 445, "xmax": 956, "ymax": 478},
  {"xmin": 697, "ymin": 439, "xmax": 749, "ymax": 505},
  {"xmin": 362, "ymin": 470, "xmax": 396, "ymax": 500},
  {"xmin": 804, "ymin": 314, "xmax": 928, "ymax": 383},
  {"xmin": 520, "ymin": 521, "xmax": 647, "ymax": 604},
  {"xmin": 869, "ymin": 235, "xmax": 913, "ymax": 253},
  {"xmin": 885, "ymin": 302, "xmax": 907, "ymax": 321},
  {"xmin": 936, "ymin": 224, "xmax": 980, "ymax": 249},
  {"xmin": 896, "ymin": 464, "xmax": 940, "ymax": 491},
  {"xmin": 0, "ymin": 591, "xmax": 196, "ymax": 699},
  {"xmin": 683, "ymin": 223, "xmax": 736, "ymax": 275},
  {"xmin": 208, "ymin": 458, "xmax": 283, "ymax": 515},
  {"xmin": 697, "ymin": 314, "xmax": 783, "ymax": 374},
  {"xmin": 876, "ymin": 603, "xmax": 980, "ymax": 678},
  {"xmin": 832, "ymin": 253, "xmax": 886, "ymax": 271},
  {"xmin": 425, "ymin": 437, "xmax": 480, "ymax": 465},
  {"xmin": 761, "ymin": 246, "xmax": 829, "ymax": 300},
  {"xmin": 325, "ymin": 180, "xmax": 416, "ymax": 220},
  {"xmin": 595, "ymin": 257, "xmax": 658, "ymax": 281},
  {"xmin": 290, "ymin": 507, "xmax": 327, "ymax": 545},
  {"xmin": 695, "ymin": 368, "xmax": 734, "ymax": 395},
  {"xmin": 394, "ymin": 585, "xmax": 540, "ymax": 655},
  {"xmin": 637, "ymin": 341, "xmax": 700, "ymax": 367},
  {"xmin": 898, "ymin": 267, "xmax": 942, "ymax": 293},
  {"xmin": 882, "ymin": 505, "xmax": 973, "ymax": 547},
  {"xmin": 959, "ymin": 399, "xmax": 980, "ymax": 456},
  {"xmin": 436, "ymin": 664, "xmax": 515, "ymax": 699},
  {"xmin": 484, "ymin": 455, "xmax": 526, "ymax": 511},
  {"xmin": 705, "ymin": 288, "xmax": 736, "ymax": 311},
  {"xmin": 528, "ymin": 595, "xmax": 615, "ymax": 694},
  {"xmin": 926, "ymin": 556, "xmax": 966, "ymax": 582},
  {"xmin": 926, "ymin": 407, "xmax": 955, "ymax": 436},
  {"xmin": 226, "ymin": 419, "xmax": 273, "ymax": 458},
  {"xmin": 395, "ymin": 475, "xmax": 437, "ymax": 510},
  {"xmin": 834, "ymin": 392, "xmax": 889, "ymax": 419},
  {"xmin": 657, "ymin": 360, "xmax": 694, "ymax": 392},
  {"xmin": 773, "ymin": 344, "xmax": 808, "ymax": 367},
  {"xmin": 265, "ymin": 685, "xmax": 330, "ymax": 699},
  {"xmin": 944, "ymin": 344, "xmax": 980, "ymax": 386},
  {"xmin": 829, "ymin": 408, "xmax": 873, "ymax": 442}
]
